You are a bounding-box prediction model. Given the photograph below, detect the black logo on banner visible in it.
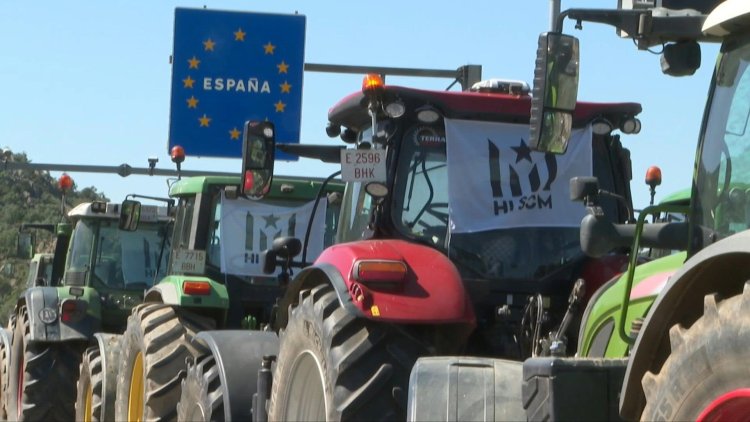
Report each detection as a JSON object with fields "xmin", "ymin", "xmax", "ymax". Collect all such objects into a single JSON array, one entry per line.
[
  {"xmin": 244, "ymin": 212, "xmax": 296, "ymax": 264},
  {"xmin": 488, "ymin": 138, "xmax": 558, "ymax": 215}
]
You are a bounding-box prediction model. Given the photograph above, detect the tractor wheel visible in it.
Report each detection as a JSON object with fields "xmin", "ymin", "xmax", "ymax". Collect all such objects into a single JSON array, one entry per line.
[
  {"xmin": 7, "ymin": 306, "xmax": 84, "ymax": 421},
  {"xmin": 75, "ymin": 334, "xmax": 121, "ymax": 422},
  {"xmin": 640, "ymin": 283, "xmax": 750, "ymax": 421},
  {"xmin": 0, "ymin": 328, "xmax": 10, "ymax": 420},
  {"xmin": 268, "ymin": 284, "xmax": 423, "ymax": 421},
  {"xmin": 176, "ymin": 354, "xmax": 225, "ymax": 421},
  {"xmin": 114, "ymin": 303, "xmax": 215, "ymax": 422}
]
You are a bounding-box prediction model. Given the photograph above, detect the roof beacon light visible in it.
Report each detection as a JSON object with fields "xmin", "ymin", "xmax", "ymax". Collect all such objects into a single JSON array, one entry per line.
[
  {"xmin": 58, "ymin": 173, "xmax": 74, "ymax": 191},
  {"xmin": 645, "ymin": 166, "xmax": 662, "ymax": 188},
  {"xmin": 171, "ymin": 145, "xmax": 186, "ymax": 164},
  {"xmin": 362, "ymin": 74, "xmax": 384, "ymax": 94}
]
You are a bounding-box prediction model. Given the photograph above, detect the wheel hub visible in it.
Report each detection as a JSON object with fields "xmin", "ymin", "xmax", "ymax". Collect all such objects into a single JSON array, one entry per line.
[
  {"xmin": 128, "ymin": 352, "xmax": 145, "ymax": 422},
  {"xmin": 697, "ymin": 388, "xmax": 750, "ymax": 422}
]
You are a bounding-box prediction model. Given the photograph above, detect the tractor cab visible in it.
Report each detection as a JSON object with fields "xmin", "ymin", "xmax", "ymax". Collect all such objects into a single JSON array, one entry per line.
[
  {"xmin": 284, "ymin": 75, "xmax": 643, "ymax": 358},
  {"xmin": 62, "ymin": 201, "xmax": 172, "ymax": 330}
]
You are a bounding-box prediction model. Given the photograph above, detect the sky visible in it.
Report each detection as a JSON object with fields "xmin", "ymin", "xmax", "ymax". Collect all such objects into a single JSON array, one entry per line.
[{"xmin": 1, "ymin": 1, "xmax": 719, "ymax": 211}]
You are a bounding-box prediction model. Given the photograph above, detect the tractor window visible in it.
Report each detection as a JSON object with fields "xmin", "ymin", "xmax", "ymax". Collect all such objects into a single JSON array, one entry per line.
[
  {"xmin": 92, "ymin": 220, "xmax": 170, "ymax": 289},
  {"xmin": 392, "ymin": 123, "xmax": 449, "ymax": 246},
  {"xmin": 65, "ymin": 220, "xmax": 95, "ymax": 276},
  {"xmin": 696, "ymin": 37, "xmax": 750, "ymax": 239},
  {"xmin": 207, "ymin": 194, "xmax": 222, "ymax": 268},
  {"xmin": 337, "ymin": 182, "xmax": 376, "ymax": 243},
  {"xmin": 171, "ymin": 197, "xmax": 195, "ymax": 250}
]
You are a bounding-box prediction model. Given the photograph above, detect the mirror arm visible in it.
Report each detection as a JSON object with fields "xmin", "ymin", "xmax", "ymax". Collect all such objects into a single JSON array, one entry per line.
[
  {"xmin": 301, "ymin": 170, "xmax": 341, "ymax": 264},
  {"xmin": 125, "ymin": 194, "xmax": 175, "ymax": 212},
  {"xmin": 555, "ymin": 8, "xmax": 643, "ymax": 33}
]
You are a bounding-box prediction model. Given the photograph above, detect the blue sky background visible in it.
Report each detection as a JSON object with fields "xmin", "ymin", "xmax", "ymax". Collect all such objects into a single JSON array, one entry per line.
[{"xmin": 1, "ymin": 1, "xmax": 719, "ymax": 210}]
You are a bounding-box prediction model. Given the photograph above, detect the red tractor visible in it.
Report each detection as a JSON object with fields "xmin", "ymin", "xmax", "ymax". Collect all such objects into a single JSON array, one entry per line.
[{"xmin": 177, "ymin": 75, "xmax": 643, "ymax": 421}]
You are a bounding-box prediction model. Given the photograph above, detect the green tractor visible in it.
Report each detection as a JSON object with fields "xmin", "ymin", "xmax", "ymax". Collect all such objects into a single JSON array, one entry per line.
[
  {"xmin": 1, "ymin": 199, "xmax": 172, "ymax": 422},
  {"xmin": 106, "ymin": 141, "xmax": 344, "ymax": 421}
]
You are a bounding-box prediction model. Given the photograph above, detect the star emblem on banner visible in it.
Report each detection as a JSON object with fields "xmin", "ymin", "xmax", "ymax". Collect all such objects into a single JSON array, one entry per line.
[
  {"xmin": 512, "ymin": 139, "xmax": 533, "ymax": 163},
  {"xmin": 263, "ymin": 42, "xmax": 276, "ymax": 54},
  {"xmin": 203, "ymin": 38, "xmax": 216, "ymax": 51},
  {"xmin": 263, "ymin": 214, "xmax": 279, "ymax": 228},
  {"xmin": 229, "ymin": 127, "xmax": 241, "ymax": 140}
]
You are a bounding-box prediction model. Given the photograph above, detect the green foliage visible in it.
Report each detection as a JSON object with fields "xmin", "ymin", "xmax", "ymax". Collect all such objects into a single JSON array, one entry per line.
[{"xmin": 0, "ymin": 150, "xmax": 109, "ymax": 325}]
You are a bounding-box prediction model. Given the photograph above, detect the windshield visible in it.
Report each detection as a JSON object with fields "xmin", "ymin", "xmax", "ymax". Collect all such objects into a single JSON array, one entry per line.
[
  {"xmin": 66, "ymin": 219, "xmax": 170, "ymax": 289},
  {"xmin": 389, "ymin": 117, "xmax": 583, "ymax": 280},
  {"xmin": 695, "ymin": 36, "xmax": 750, "ymax": 240}
]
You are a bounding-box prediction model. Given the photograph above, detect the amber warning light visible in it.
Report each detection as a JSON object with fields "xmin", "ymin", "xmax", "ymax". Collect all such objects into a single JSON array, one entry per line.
[
  {"xmin": 58, "ymin": 173, "xmax": 74, "ymax": 191},
  {"xmin": 362, "ymin": 74, "xmax": 384, "ymax": 94}
]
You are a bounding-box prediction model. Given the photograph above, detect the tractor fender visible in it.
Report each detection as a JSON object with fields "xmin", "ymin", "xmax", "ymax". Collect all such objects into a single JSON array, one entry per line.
[
  {"xmin": 144, "ymin": 275, "xmax": 229, "ymax": 310},
  {"xmin": 407, "ymin": 356, "xmax": 525, "ymax": 421},
  {"xmin": 276, "ymin": 239, "xmax": 475, "ymax": 329},
  {"xmin": 16, "ymin": 286, "xmax": 100, "ymax": 343},
  {"xmin": 620, "ymin": 230, "xmax": 750, "ymax": 420},
  {"xmin": 193, "ymin": 330, "xmax": 279, "ymax": 421},
  {"xmin": 92, "ymin": 332, "xmax": 122, "ymax": 419},
  {"xmin": 274, "ymin": 262, "xmax": 365, "ymax": 330}
]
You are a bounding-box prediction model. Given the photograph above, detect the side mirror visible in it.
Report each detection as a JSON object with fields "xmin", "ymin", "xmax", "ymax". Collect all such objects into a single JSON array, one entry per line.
[
  {"xmin": 529, "ymin": 32, "xmax": 580, "ymax": 154},
  {"xmin": 119, "ymin": 199, "xmax": 142, "ymax": 231},
  {"xmin": 570, "ymin": 176, "xmax": 600, "ymax": 204},
  {"xmin": 241, "ymin": 121, "xmax": 275, "ymax": 199},
  {"xmin": 16, "ymin": 231, "xmax": 34, "ymax": 259},
  {"xmin": 261, "ymin": 237, "xmax": 302, "ymax": 275}
]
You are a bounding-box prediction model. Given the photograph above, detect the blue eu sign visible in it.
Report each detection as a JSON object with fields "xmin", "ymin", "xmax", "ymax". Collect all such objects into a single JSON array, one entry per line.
[{"xmin": 169, "ymin": 8, "xmax": 305, "ymax": 160}]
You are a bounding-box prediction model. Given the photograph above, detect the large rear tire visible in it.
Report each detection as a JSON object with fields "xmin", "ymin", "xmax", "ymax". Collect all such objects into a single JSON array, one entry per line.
[
  {"xmin": 640, "ymin": 282, "xmax": 750, "ymax": 421},
  {"xmin": 75, "ymin": 334, "xmax": 121, "ymax": 422},
  {"xmin": 114, "ymin": 303, "xmax": 215, "ymax": 422},
  {"xmin": 7, "ymin": 306, "xmax": 84, "ymax": 421},
  {"xmin": 268, "ymin": 284, "xmax": 423, "ymax": 421},
  {"xmin": 176, "ymin": 354, "xmax": 225, "ymax": 421},
  {"xmin": 0, "ymin": 327, "xmax": 11, "ymax": 420}
]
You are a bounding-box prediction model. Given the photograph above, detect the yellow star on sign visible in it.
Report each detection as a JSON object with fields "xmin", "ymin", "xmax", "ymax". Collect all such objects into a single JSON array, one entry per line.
[
  {"xmin": 203, "ymin": 38, "xmax": 216, "ymax": 51},
  {"xmin": 186, "ymin": 96, "xmax": 198, "ymax": 108},
  {"xmin": 188, "ymin": 56, "xmax": 200, "ymax": 69},
  {"xmin": 234, "ymin": 28, "xmax": 246, "ymax": 41},
  {"xmin": 277, "ymin": 61, "xmax": 289, "ymax": 74},
  {"xmin": 280, "ymin": 81, "xmax": 292, "ymax": 93},
  {"xmin": 183, "ymin": 76, "xmax": 195, "ymax": 89},
  {"xmin": 263, "ymin": 42, "xmax": 276, "ymax": 54},
  {"xmin": 229, "ymin": 127, "xmax": 241, "ymax": 140},
  {"xmin": 199, "ymin": 114, "xmax": 211, "ymax": 127},
  {"xmin": 274, "ymin": 100, "xmax": 286, "ymax": 112}
]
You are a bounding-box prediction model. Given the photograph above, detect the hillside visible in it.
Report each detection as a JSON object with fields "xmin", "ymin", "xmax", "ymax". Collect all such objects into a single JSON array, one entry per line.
[{"xmin": 0, "ymin": 150, "xmax": 108, "ymax": 325}]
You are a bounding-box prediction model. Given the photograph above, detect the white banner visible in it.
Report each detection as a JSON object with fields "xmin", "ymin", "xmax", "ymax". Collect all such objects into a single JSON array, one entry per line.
[
  {"xmin": 446, "ymin": 119, "xmax": 592, "ymax": 233},
  {"xmin": 220, "ymin": 195, "xmax": 328, "ymax": 276}
]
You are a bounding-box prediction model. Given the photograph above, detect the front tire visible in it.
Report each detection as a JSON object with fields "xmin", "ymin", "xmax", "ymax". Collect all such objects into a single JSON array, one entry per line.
[
  {"xmin": 114, "ymin": 303, "xmax": 215, "ymax": 422},
  {"xmin": 0, "ymin": 327, "xmax": 11, "ymax": 420},
  {"xmin": 7, "ymin": 306, "xmax": 84, "ymax": 421},
  {"xmin": 268, "ymin": 284, "xmax": 423, "ymax": 421},
  {"xmin": 176, "ymin": 354, "xmax": 225, "ymax": 421},
  {"xmin": 75, "ymin": 334, "xmax": 121, "ymax": 422},
  {"xmin": 640, "ymin": 282, "xmax": 750, "ymax": 421}
]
